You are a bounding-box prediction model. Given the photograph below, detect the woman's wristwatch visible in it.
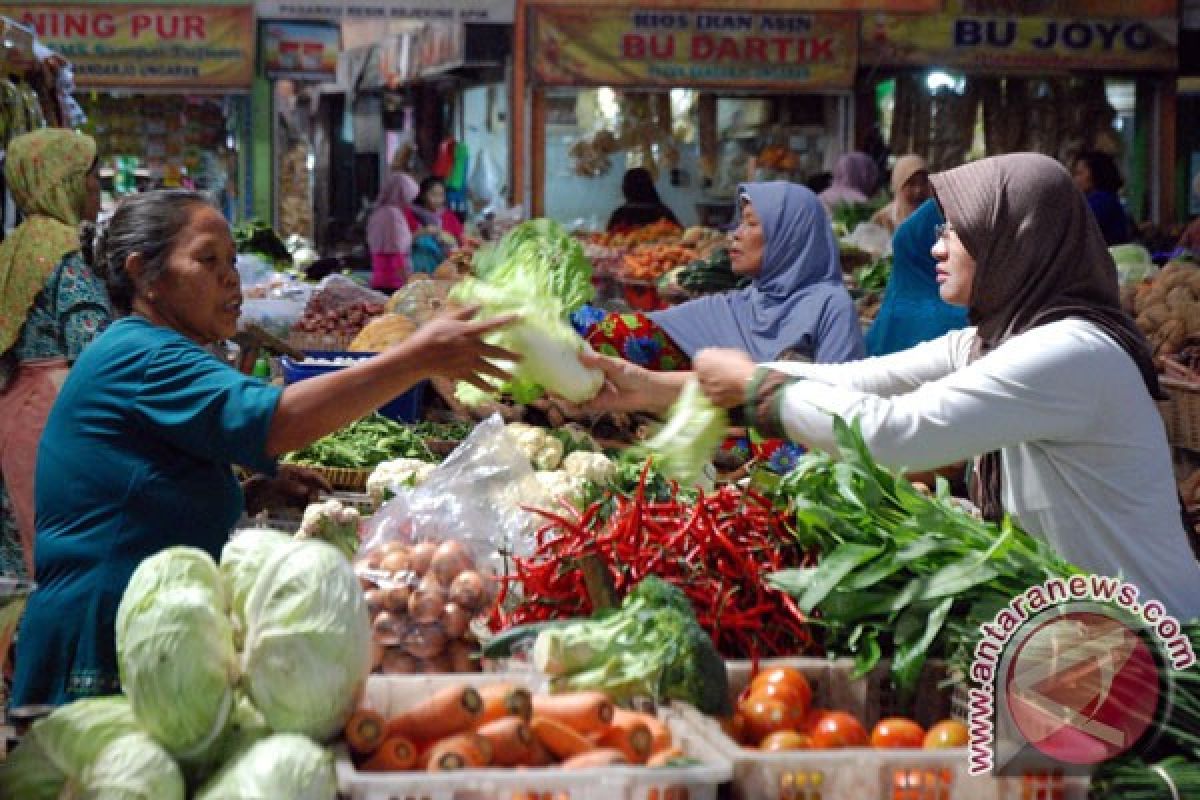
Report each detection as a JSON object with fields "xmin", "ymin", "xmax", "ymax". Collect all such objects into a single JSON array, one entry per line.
[{"xmin": 744, "ymin": 366, "xmax": 801, "ymax": 439}]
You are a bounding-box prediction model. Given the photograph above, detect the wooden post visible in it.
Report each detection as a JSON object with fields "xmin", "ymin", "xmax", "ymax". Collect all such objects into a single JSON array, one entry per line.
[
  {"xmin": 510, "ymin": 0, "xmax": 528, "ymax": 208},
  {"xmin": 531, "ymin": 87, "xmax": 546, "ymax": 217}
]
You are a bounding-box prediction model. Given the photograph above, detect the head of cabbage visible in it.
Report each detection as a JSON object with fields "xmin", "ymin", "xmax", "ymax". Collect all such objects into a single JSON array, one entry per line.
[
  {"xmin": 77, "ymin": 731, "xmax": 186, "ymax": 800},
  {"xmin": 240, "ymin": 539, "xmax": 371, "ymax": 741},
  {"xmin": 116, "ymin": 583, "xmax": 238, "ymax": 763},
  {"xmin": 194, "ymin": 733, "xmax": 336, "ymax": 800},
  {"xmin": 220, "ymin": 528, "xmax": 293, "ymax": 648},
  {"xmin": 0, "ymin": 696, "xmax": 143, "ymax": 800}
]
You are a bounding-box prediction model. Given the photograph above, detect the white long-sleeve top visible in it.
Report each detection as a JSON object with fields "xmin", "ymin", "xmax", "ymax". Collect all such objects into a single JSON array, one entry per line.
[{"xmin": 763, "ymin": 318, "xmax": 1200, "ymax": 619}]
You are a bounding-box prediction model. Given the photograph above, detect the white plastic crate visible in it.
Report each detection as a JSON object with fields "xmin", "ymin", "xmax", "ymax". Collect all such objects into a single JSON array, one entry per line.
[
  {"xmin": 675, "ymin": 658, "xmax": 1090, "ymax": 800},
  {"xmin": 336, "ymin": 672, "xmax": 733, "ymax": 800}
]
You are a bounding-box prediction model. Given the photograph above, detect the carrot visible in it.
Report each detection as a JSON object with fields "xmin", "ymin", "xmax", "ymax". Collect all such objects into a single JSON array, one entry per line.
[
  {"xmin": 344, "ymin": 709, "xmax": 387, "ymax": 756},
  {"xmin": 426, "ymin": 732, "xmax": 492, "ymax": 771},
  {"xmin": 530, "ymin": 716, "xmax": 597, "ymax": 760},
  {"xmin": 646, "ymin": 746, "xmax": 686, "ymax": 768},
  {"xmin": 360, "ymin": 735, "xmax": 418, "ymax": 771},
  {"xmin": 477, "ymin": 716, "xmax": 535, "ymax": 767},
  {"xmin": 613, "ymin": 709, "xmax": 673, "ymax": 754},
  {"xmin": 387, "ymin": 684, "xmax": 483, "ymax": 741},
  {"xmin": 478, "ymin": 683, "xmax": 533, "ymax": 724},
  {"xmin": 532, "ymin": 691, "xmax": 614, "ymax": 735},
  {"xmin": 596, "ymin": 718, "xmax": 653, "ymax": 764},
  {"xmin": 526, "ymin": 738, "xmax": 556, "ymax": 767},
  {"xmin": 560, "ymin": 747, "xmax": 629, "ymax": 770}
]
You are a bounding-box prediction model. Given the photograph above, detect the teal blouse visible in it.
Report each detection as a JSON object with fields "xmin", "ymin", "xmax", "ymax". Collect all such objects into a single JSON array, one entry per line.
[{"xmin": 10, "ymin": 317, "xmax": 282, "ymax": 707}]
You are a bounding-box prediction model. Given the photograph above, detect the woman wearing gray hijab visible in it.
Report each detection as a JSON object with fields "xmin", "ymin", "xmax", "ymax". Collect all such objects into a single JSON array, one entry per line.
[{"xmin": 687, "ymin": 153, "xmax": 1199, "ymax": 619}]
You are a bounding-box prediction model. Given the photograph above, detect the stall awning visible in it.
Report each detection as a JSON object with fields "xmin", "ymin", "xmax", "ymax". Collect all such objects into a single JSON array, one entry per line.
[{"xmin": 4, "ymin": 5, "xmax": 255, "ymax": 90}]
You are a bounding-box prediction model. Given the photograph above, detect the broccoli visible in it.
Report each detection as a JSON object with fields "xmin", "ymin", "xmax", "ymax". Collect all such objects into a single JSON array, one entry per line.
[{"xmin": 529, "ymin": 577, "xmax": 730, "ymax": 715}]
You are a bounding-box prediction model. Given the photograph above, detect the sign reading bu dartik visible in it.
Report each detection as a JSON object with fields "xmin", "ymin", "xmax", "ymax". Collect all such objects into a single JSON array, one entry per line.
[
  {"xmin": 532, "ymin": 7, "xmax": 858, "ymax": 89},
  {"xmin": 6, "ymin": 5, "xmax": 255, "ymax": 88}
]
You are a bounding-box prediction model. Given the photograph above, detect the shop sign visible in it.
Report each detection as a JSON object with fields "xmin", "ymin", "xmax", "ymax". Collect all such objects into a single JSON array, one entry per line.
[
  {"xmin": 262, "ymin": 20, "xmax": 340, "ymax": 80},
  {"xmin": 255, "ymin": 0, "xmax": 513, "ymax": 24},
  {"xmin": 532, "ymin": 7, "xmax": 858, "ymax": 89},
  {"xmin": 5, "ymin": 5, "xmax": 254, "ymax": 88},
  {"xmin": 861, "ymin": 3, "xmax": 1177, "ymax": 70}
]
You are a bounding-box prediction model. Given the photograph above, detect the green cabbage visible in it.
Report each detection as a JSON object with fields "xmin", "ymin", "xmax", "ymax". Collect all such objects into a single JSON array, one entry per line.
[
  {"xmin": 451, "ymin": 219, "xmax": 603, "ymax": 405},
  {"xmin": 116, "ymin": 585, "xmax": 238, "ymax": 763},
  {"xmin": 241, "ymin": 540, "xmax": 371, "ymax": 741},
  {"xmin": 194, "ymin": 734, "xmax": 335, "ymax": 800},
  {"xmin": 118, "ymin": 546, "xmax": 227, "ymax": 614},
  {"xmin": 634, "ymin": 378, "xmax": 728, "ymax": 488},
  {"xmin": 0, "ymin": 696, "xmax": 139, "ymax": 799},
  {"xmin": 206, "ymin": 694, "xmax": 272, "ymax": 771},
  {"xmin": 77, "ymin": 731, "xmax": 185, "ymax": 800},
  {"xmin": 219, "ymin": 528, "xmax": 292, "ymax": 647},
  {"xmin": 1109, "ymin": 243, "xmax": 1157, "ymax": 284}
]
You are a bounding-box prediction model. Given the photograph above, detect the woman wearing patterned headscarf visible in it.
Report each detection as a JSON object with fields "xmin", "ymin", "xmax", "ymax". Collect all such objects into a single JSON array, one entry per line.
[
  {"xmin": 692, "ymin": 153, "xmax": 1200, "ymax": 618},
  {"xmin": 0, "ymin": 129, "xmax": 111, "ymax": 577}
]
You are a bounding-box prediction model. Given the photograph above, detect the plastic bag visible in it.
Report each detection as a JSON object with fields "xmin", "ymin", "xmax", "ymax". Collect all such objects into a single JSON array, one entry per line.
[
  {"xmin": 238, "ymin": 298, "xmax": 307, "ymax": 340},
  {"xmin": 308, "ymin": 274, "xmax": 389, "ymax": 314},
  {"xmin": 236, "ymin": 254, "xmax": 275, "ymax": 293},
  {"xmin": 361, "ymin": 415, "xmax": 544, "ymax": 566},
  {"xmin": 842, "ymin": 222, "xmax": 893, "ymax": 260},
  {"xmin": 468, "ymin": 150, "xmax": 503, "ymax": 211}
]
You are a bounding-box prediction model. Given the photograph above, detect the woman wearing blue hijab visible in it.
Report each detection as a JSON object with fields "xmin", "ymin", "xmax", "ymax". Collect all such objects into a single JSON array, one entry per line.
[
  {"xmin": 864, "ymin": 199, "xmax": 969, "ymax": 356},
  {"xmin": 573, "ymin": 182, "xmax": 863, "ymax": 417}
]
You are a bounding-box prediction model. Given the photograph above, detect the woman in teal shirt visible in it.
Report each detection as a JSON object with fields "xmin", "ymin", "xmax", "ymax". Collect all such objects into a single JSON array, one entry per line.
[{"xmin": 11, "ymin": 190, "xmax": 515, "ymax": 707}]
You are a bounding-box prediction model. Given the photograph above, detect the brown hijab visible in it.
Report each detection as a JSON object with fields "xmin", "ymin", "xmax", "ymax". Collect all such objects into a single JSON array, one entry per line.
[{"xmin": 929, "ymin": 153, "xmax": 1162, "ymax": 522}]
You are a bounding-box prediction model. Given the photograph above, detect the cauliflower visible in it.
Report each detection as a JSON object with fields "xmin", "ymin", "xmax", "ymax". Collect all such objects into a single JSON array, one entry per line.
[
  {"xmin": 505, "ymin": 422, "xmax": 564, "ymax": 471},
  {"xmin": 532, "ymin": 470, "xmax": 587, "ymax": 509},
  {"xmin": 562, "ymin": 451, "xmax": 615, "ymax": 485},
  {"xmin": 295, "ymin": 498, "xmax": 361, "ymax": 559},
  {"xmin": 366, "ymin": 457, "xmax": 437, "ymax": 507}
]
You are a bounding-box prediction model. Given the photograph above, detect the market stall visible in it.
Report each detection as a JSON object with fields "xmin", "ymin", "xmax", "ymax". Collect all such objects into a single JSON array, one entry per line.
[
  {"xmin": 510, "ymin": 0, "xmax": 877, "ymax": 226},
  {"xmin": 858, "ymin": 0, "xmax": 1179, "ymax": 222},
  {"xmin": 3, "ymin": 3, "xmax": 255, "ymax": 218}
]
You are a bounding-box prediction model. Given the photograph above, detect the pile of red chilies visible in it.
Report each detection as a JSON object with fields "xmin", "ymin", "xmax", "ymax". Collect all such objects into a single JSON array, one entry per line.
[{"xmin": 489, "ymin": 482, "xmax": 818, "ymax": 660}]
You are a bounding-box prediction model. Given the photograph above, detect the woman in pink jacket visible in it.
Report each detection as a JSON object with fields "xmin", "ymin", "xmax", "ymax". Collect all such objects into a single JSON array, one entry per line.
[{"xmin": 366, "ymin": 172, "xmax": 419, "ymax": 291}]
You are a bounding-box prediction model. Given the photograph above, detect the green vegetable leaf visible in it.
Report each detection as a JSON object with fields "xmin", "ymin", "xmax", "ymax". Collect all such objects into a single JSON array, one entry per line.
[
  {"xmin": 794, "ymin": 542, "xmax": 884, "ymax": 612},
  {"xmin": 892, "ymin": 596, "xmax": 954, "ymax": 692}
]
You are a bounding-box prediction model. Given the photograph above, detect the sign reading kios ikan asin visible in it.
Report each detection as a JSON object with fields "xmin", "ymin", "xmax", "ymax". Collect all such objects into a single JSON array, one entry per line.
[
  {"xmin": 533, "ymin": 7, "xmax": 857, "ymax": 89},
  {"xmin": 861, "ymin": 1, "xmax": 1176, "ymax": 70},
  {"xmin": 6, "ymin": 6, "xmax": 255, "ymax": 88}
]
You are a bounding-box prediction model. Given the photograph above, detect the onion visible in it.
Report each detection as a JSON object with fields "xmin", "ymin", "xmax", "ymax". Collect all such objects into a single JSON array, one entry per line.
[
  {"xmin": 403, "ymin": 623, "xmax": 448, "ymax": 660},
  {"xmin": 409, "ymin": 541, "xmax": 438, "ymax": 576},
  {"xmin": 420, "ymin": 652, "xmax": 454, "ymax": 673},
  {"xmin": 446, "ymin": 639, "xmax": 477, "ymax": 673},
  {"xmin": 383, "ymin": 585, "xmax": 411, "ymax": 613},
  {"xmin": 382, "ymin": 647, "xmax": 419, "ymax": 674},
  {"xmin": 364, "ymin": 588, "xmax": 387, "ymax": 617},
  {"xmin": 430, "ymin": 540, "xmax": 473, "ymax": 585},
  {"xmin": 448, "ymin": 570, "xmax": 486, "ymax": 612},
  {"xmin": 372, "ymin": 611, "xmax": 404, "ymax": 646},
  {"xmin": 408, "ymin": 574, "xmax": 446, "ymax": 624},
  {"xmin": 441, "ymin": 602, "xmax": 471, "ymax": 639},
  {"xmin": 380, "ymin": 551, "xmax": 412, "ymax": 575},
  {"xmin": 380, "ymin": 540, "xmax": 409, "ymax": 556}
]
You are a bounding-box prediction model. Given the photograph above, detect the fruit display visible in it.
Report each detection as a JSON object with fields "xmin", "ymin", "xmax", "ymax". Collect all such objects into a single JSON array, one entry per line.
[
  {"xmin": 291, "ymin": 280, "xmax": 387, "ymax": 341},
  {"xmin": 354, "ymin": 539, "xmax": 495, "ymax": 675},
  {"xmin": 621, "ymin": 244, "xmax": 698, "ymax": 282},
  {"xmin": 1127, "ymin": 259, "xmax": 1200, "ymax": 360}
]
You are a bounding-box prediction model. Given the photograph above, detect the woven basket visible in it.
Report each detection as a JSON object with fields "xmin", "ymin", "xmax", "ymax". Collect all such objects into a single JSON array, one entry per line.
[
  {"xmin": 1161, "ymin": 377, "xmax": 1200, "ymax": 452},
  {"xmin": 288, "ymin": 331, "xmax": 356, "ymax": 353},
  {"xmin": 308, "ymin": 465, "xmax": 371, "ymax": 492}
]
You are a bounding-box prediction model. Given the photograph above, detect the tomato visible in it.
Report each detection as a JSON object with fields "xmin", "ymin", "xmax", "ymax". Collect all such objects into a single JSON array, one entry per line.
[
  {"xmin": 720, "ymin": 712, "xmax": 750, "ymax": 745},
  {"xmin": 737, "ymin": 696, "xmax": 794, "ymax": 744},
  {"xmin": 808, "ymin": 711, "xmax": 869, "ymax": 749},
  {"xmin": 799, "ymin": 706, "xmax": 828, "ymax": 735},
  {"xmin": 744, "ymin": 679, "xmax": 811, "ymax": 721},
  {"xmin": 923, "ymin": 719, "xmax": 969, "ymax": 749},
  {"xmin": 759, "ymin": 730, "xmax": 812, "ymax": 752},
  {"xmin": 749, "ymin": 667, "xmax": 814, "ymax": 713},
  {"xmin": 870, "ymin": 717, "xmax": 926, "ymax": 749}
]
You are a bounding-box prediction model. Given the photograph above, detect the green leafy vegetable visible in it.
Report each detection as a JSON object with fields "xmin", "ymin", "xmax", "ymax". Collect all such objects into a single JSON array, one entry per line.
[
  {"xmin": 282, "ymin": 413, "xmax": 434, "ymax": 469},
  {"xmin": 451, "ymin": 219, "xmax": 603, "ymax": 405},
  {"xmin": 194, "ymin": 734, "xmax": 336, "ymax": 800},
  {"xmin": 78, "ymin": 731, "xmax": 186, "ymax": 800},
  {"xmin": 116, "ymin": 549, "xmax": 238, "ymax": 763},
  {"xmin": 768, "ymin": 417, "xmax": 1080, "ymax": 692},
  {"xmin": 628, "ymin": 378, "xmax": 728, "ymax": 488},
  {"xmin": 220, "ymin": 528, "xmax": 293, "ymax": 649},
  {"xmin": 240, "ymin": 540, "xmax": 371, "ymax": 741},
  {"xmin": 853, "ymin": 255, "xmax": 892, "ymax": 293},
  {"xmin": 520, "ymin": 576, "xmax": 731, "ymax": 715}
]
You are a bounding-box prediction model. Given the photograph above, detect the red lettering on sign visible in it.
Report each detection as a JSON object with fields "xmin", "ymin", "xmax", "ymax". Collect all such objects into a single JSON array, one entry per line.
[
  {"xmin": 94, "ymin": 14, "xmax": 115, "ymax": 38},
  {"xmin": 650, "ymin": 34, "xmax": 674, "ymax": 58},
  {"xmin": 716, "ymin": 37, "xmax": 740, "ymax": 60},
  {"xmin": 623, "ymin": 33, "xmax": 645, "ymax": 58},
  {"xmin": 810, "ymin": 37, "xmax": 833, "ymax": 61},
  {"xmin": 691, "ymin": 34, "xmax": 713, "ymax": 60},
  {"xmin": 743, "ymin": 36, "xmax": 766, "ymax": 62},
  {"xmin": 132, "ymin": 13, "xmax": 152, "ymax": 37},
  {"xmin": 184, "ymin": 15, "xmax": 206, "ymax": 39}
]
